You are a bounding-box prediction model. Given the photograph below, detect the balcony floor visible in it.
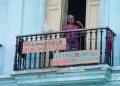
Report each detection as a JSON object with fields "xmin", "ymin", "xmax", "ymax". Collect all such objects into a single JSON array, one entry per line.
[{"xmin": 1, "ymin": 64, "xmax": 120, "ymax": 86}]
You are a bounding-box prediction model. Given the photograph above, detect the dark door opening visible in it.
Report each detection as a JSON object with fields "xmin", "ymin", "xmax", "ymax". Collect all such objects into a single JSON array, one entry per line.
[
  {"xmin": 68, "ymin": 0, "xmax": 86, "ymax": 50},
  {"xmin": 68, "ymin": 0, "xmax": 86, "ymax": 28}
]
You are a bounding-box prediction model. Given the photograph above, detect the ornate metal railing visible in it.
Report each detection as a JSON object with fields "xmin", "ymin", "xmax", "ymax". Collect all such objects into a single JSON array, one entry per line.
[{"xmin": 14, "ymin": 27, "xmax": 116, "ymax": 71}]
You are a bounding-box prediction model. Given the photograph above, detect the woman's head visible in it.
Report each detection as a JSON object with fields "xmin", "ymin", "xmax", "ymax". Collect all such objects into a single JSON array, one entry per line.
[{"xmin": 67, "ymin": 15, "xmax": 75, "ymax": 24}]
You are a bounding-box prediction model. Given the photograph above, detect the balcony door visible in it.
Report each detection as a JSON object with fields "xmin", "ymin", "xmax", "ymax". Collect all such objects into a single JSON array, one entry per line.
[
  {"xmin": 86, "ymin": 0, "xmax": 100, "ymax": 49},
  {"xmin": 86, "ymin": 0, "xmax": 100, "ymax": 28},
  {"xmin": 46, "ymin": 0, "xmax": 99, "ymax": 30},
  {"xmin": 45, "ymin": 0, "xmax": 100, "ymax": 67},
  {"xmin": 68, "ymin": 0, "xmax": 100, "ymax": 49},
  {"xmin": 45, "ymin": 0, "xmax": 68, "ymax": 31}
]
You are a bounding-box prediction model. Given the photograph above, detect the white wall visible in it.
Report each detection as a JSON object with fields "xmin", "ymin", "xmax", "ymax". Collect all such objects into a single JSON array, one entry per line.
[
  {"xmin": 0, "ymin": 0, "xmax": 8, "ymax": 74},
  {"xmin": 0, "ymin": 0, "xmax": 45, "ymax": 74},
  {"xmin": 109, "ymin": 0, "xmax": 120, "ymax": 65},
  {"xmin": 21, "ymin": 0, "xmax": 45, "ymax": 34},
  {"xmin": 100, "ymin": 0, "xmax": 120, "ymax": 65},
  {"xmin": 3, "ymin": 0, "xmax": 23, "ymax": 74}
]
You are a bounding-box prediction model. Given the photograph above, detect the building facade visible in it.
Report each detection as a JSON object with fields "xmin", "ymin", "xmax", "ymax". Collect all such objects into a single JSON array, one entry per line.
[{"xmin": 0, "ymin": 0, "xmax": 120, "ymax": 86}]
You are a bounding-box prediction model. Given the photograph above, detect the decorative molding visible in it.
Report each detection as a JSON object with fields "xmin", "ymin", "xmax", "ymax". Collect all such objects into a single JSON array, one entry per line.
[{"xmin": 1, "ymin": 65, "xmax": 120, "ymax": 85}]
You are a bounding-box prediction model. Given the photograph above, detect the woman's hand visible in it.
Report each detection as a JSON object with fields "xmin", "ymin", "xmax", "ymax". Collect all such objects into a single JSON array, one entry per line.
[{"xmin": 76, "ymin": 21, "xmax": 84, "ymax": 28}]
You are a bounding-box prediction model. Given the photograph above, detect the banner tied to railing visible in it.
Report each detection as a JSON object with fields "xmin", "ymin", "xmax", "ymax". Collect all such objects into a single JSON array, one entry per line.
[
  {"xmin": 52, "ymin": 50, "xmax": 100, "ymax": 66},
  {"xmin": 22, "ymin": 38, "xmax": 66, "ymax": 54}
]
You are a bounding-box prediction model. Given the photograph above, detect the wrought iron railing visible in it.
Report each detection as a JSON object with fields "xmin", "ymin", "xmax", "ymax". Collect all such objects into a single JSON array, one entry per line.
[{"xmin": 14, "ymin": 27, "xmax": 116, "ymax": 71}]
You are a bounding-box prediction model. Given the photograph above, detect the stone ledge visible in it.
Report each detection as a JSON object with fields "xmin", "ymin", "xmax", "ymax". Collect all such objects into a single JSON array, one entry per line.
[
  {"xmin": 0, "ymin": 64, "xmax": 120, "ymax": 86},
  {"xmin": 11, "ymin": 64, "xmax": 111, "ymax": 85},
  {"xmin": 112, "ymin": 66, "xmax": 120, "ymax": 70},
  {"xmin": 12, "ymin": 64, "xmax": 111, "ymax": 75},
  {"xmin": 0, "ymin": 75, "xmax": 12, "ymax": 79}
]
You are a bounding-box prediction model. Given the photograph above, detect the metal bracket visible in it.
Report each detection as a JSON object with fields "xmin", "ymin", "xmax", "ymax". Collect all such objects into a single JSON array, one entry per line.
[{"xmin": 0, "ymin": 44, "xmax": 2, "ymax": 47}]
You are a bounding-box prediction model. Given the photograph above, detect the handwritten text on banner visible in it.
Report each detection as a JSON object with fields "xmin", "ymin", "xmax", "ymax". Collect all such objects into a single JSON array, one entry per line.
[
  {"xmin": 22, "ymin": 38, "xmax": 66, "ymax": 54},
  {"xmin": 53, "ymin": 50, "xmax": 100, "ymax": 66}
]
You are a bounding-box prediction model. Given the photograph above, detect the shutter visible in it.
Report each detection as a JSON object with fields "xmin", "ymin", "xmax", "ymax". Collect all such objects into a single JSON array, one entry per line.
[
  {"xmin": 46, "ymin": 0, "xmax": 62, "ymax": 31},
  {"xmin": 46, "ymin": 0, "xmax": 68, "ymax": 31},
  {"xmin": 86, "ymin": 0, "xmax": 100, "ymax": 49},
  {"xmin": 86, "ymin": 0, "xmax": 100, "ymax": 28}
]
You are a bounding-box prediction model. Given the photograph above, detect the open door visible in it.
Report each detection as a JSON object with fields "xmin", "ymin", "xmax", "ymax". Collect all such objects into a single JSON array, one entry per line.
[
  {"xmin": 45, "ymin": 0, "xmax": 100, "ymax": 50},
  {"xmin": 61, "ymin": 0, "xmax": 68, "ymax": 30},
  {"xmin": 86, "ymin": 0, "xmax": 100, "ymax": 49},
  {"xmin": 45, "ymin": 0, "xmax": 68, "ymax": 31},
  {"xmin": 45, "ymin": 0, "xmax": 68, "ymax": 67},
  {"xmin": 44, "ymin": 0, "xmax": 100, "ymax": 67},
  {"xmin": 86, "ymin": 0, "xmax": 100, "ymax": 28}
]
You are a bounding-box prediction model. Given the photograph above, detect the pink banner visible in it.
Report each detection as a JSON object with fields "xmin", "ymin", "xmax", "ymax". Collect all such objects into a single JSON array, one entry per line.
[
  {"xmin": 52, "ymin": 50, "xmax": 100, "ymax": 66},
  {"xmin": 22, "ymin": 38, "xmax": 66, "ymax": 54}
]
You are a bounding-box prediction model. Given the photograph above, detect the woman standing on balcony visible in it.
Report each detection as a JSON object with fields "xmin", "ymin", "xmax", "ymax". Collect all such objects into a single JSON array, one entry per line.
[{"xmin": 64, "ymin": 15, "xmax": 84, "ymax": 51}]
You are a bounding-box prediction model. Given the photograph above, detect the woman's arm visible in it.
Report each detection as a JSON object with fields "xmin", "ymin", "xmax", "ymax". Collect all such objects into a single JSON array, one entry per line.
[{"xmin": 76, "ymin": 21, "xmax": 84, "ymax": 29}]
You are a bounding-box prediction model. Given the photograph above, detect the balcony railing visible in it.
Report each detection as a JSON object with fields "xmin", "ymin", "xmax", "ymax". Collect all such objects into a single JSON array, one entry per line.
[{"xmin": 14, "ymin": 27, "xmax": 116, "ymax": 71}]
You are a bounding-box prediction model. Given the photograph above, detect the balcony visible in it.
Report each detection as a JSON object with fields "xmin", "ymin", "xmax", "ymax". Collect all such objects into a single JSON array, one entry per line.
[{"xmin": 14, "ymin": 27, "xmax": 116, "ymax": 71}]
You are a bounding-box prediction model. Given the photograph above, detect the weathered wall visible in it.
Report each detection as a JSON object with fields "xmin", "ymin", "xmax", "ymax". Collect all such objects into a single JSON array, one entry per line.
[
  {"xmin": 0, "ymin": 0, "xmax": 45, "ymax": 74},
  {"xmin": 100, "ymin": 0, "xmax": 120, "ymax": 65}
]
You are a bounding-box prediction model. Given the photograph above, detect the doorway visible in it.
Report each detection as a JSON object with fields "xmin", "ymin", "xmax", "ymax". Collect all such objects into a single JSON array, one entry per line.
[
  {"xmin": 45, "ymin": 0, "xmax": 100, "ymax": 30},
  {"xmin": 68, "ymin": 0, "xmax": 86, "ymax": 28},
  {"xmin": 67, "ymin": 0, "xmax": 86, "ymax": 50}
]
